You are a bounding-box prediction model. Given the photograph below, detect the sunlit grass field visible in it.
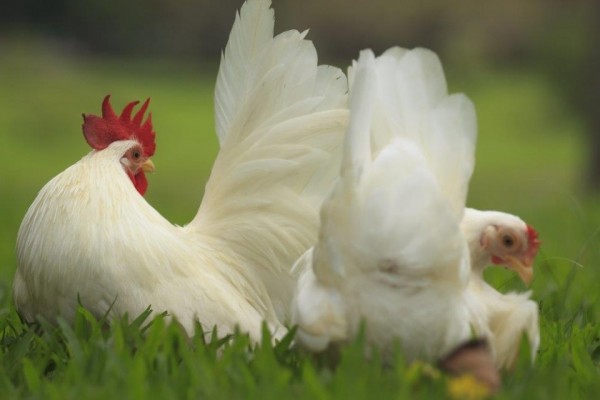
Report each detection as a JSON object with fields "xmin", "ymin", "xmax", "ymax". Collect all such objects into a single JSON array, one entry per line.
[{"xmin": 1, "ymin": 40, "xmax": 599, "ymax": 398}]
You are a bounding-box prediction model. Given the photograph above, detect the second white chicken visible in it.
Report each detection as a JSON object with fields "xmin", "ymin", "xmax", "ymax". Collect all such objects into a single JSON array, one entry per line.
[
  {"xmin": 291, "ymin": 46, "xmax": 542, "ymax": 369},
  {"xmin": 292, "ymin": 48, "xmax": 478, "ymax": 361}
]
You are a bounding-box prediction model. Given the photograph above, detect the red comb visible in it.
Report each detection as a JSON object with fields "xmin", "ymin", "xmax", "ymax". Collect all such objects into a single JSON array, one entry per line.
[
  {"xmin": 526, "ymin": 224, "xmax": 541, "ymax": 254},
  {"xmin": 82, "ymin": 95, "xmax": 156, "ymax": 157}
]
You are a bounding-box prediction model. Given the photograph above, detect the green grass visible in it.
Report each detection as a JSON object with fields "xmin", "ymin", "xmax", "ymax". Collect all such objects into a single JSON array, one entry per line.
[{"xmin": 1, "ymin": 39, "xmax": 599, "ymax": 398}]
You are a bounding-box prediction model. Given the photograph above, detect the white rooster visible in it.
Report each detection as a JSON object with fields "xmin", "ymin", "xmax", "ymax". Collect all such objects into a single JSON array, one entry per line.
[
  {"xmin": 13, "ymin": 0, "xmax": 347, "ymax": 341},
  {"xmin": 291, "ymin": 47, "xmax": 540, "ymax": 366}
]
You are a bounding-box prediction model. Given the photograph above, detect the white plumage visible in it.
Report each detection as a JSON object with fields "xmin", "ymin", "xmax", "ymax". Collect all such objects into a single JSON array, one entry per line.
[
  {"xmin": 13, "ymin": 0, "xmax": 347, "ymax": 342},
  {"xmin": 291, "ymin": 47, "xmax": 540, "ymax": 367},
  {"xmin": 292, "ymin": 48, "xmax": 476, "ymax": 360},
  {"xmin": 13, "ymin": 0, "xmax": 539, "ymax": 363}
]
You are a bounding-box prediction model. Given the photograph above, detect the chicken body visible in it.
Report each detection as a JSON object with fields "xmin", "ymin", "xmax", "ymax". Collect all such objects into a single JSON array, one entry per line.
[
  {"xmin": 291, "ymin": 48, "xmax": 540, "ymax": 366},
  {"xmin": 14, "ymin": 0, "xmax": 347, "ymax": 341},
  {"xmin": 292, "ymin": 48, "xmax": 477, "ymax": 360},
  {"xmin": 15, "ymin": 141, "xmax": 276, "ymax": 339}
]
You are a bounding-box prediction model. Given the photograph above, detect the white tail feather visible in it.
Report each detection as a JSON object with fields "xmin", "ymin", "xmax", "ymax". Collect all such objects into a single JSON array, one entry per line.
[
  {"xmin": 189, "ymin": 0, "xmax": 348, "ymax": 323},
  {"xmin": 364, "ymin": 47, "xmax": 477, "ymax": 219},
  {"xmin": 214, "ymin": 0, "xmax": 274, "ymax": 144},
  {"xmin": 342, "ymin": 50, "xmax": 376, "ymax": 183}
]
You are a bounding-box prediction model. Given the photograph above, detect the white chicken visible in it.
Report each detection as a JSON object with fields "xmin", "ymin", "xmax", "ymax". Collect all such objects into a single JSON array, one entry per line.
[
  {"xmin": 291, "ymin": 47, "xmax": 540, "ymax": 366},
  {"xmin": 291, "ymin": 48, "xmax": 476, "ymax": 361},
  {"xmin": 13, "ymin": 0, "xmax": 347, "ymax": 341}
]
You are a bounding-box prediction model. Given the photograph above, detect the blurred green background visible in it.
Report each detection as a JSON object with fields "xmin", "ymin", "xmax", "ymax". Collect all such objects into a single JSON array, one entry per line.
[{"xmin": 1, "ymin": 0, "xmax": 599, "ymax": 314}]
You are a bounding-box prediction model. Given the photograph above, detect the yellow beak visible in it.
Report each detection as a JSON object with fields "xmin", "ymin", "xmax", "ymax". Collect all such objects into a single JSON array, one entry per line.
[
  {"xmin": 142, "ymin": 159, "xmax": 156, "ymax": 173},
  {"xmin": 505, "ymin": 255, "xmax": 533, "ymax": 286}
]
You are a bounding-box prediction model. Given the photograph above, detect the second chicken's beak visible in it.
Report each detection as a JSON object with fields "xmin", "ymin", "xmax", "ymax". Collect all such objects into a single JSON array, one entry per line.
[
  {"xmin": 142, "ymin": 159, "xmax": 156, "ymax": 173},
  {"xmin": 505, "ymin": 255, "xmax": 533, "ymax": 286}
]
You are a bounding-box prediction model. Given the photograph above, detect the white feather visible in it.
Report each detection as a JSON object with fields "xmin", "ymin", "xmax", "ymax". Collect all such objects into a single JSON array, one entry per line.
[
  {"xmin": 290, "ymin": 248, "xmax": 348, "ymax": 351},
  {"xmin": 188, "ymin": 0, "xmax": 348, "ymax": 323}
]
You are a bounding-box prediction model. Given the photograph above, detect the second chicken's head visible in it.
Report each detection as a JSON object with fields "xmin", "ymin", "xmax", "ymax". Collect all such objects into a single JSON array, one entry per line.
[{"xmin": 480, "ymin": 218, "xmax": 540, "ymax": 285}]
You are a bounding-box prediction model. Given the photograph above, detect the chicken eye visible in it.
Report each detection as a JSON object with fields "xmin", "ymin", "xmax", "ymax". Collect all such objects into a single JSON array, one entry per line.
[
  {"xmin": 132, "ymin": 150, "xmax": 141, "ymax": 159},
  {"xmin": 502, "ymin": 234, "xmax": 514, "ymax": 248}
]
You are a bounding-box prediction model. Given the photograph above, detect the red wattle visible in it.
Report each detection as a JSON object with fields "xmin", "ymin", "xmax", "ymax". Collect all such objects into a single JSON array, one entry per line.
[
  {"xmin": 125, "ymin": 170, "xmax": 148, "ymax": 195},
  {"xmin": 491, "ymin": 255, "xmax": 504, "ymax": 265},
  {"xmin": 134, "ymin": 172, "xmax": 148, "ymax": 195}
]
